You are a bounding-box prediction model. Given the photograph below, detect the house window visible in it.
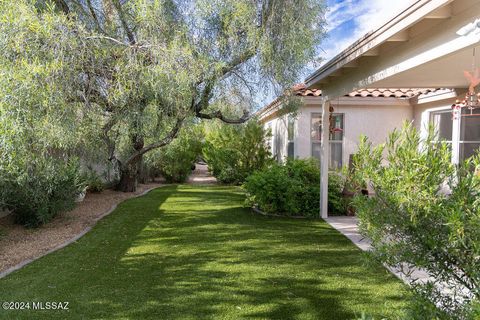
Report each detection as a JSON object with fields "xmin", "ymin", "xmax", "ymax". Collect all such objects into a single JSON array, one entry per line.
[
  {"xmin": 430, "ymin": 110, "xmax": 453, "ymax": 144},
  {"xmin": 311, "ymin": 113, "xmax": 344, "ymax": 169},
  {"xmin": 429, "ymin": 108, "xmax": 480, "ymax": 163},
  {"xmin": 329, "ymin": 114, "xmax": 344, "ymax": 169},
  {"xmin": 460, "ymin": 107, "xmax": 480, "ymax": 161},
  {"xmin": 287, "ymin": 115, "xmax": 295, "ymax": 159},
  {"xmin": 311, "ymin": 113, "xmax": 322, "ymax": 161}
]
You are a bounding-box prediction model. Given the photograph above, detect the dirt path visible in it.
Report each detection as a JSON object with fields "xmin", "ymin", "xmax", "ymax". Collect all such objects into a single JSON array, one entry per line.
[{"xmin": 187, "ymin": 163, "xmax": 217, "ymax": 184}]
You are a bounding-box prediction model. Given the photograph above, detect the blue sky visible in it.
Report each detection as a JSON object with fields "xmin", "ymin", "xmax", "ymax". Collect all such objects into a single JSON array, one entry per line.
[
  {"xmin": 320, "ymin": 0, "xmax": 416, "ymax": 62},
  {"xmin": 257, "ymin": 0, "xmax": 416, "ymax": 107}
]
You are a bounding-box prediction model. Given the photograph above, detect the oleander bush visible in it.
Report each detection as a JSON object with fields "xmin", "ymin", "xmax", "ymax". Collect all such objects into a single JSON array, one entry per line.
[
  {"xmin": 0, "ymin": 157, "xmax": 82, "ymax": 227},
  {"xmin": 352, "ymin": 123, "xmax": 480, "ymax": 319},
  {"xmin": 203, "ymin": 120, "xmax": 273, "ymax": 184}
]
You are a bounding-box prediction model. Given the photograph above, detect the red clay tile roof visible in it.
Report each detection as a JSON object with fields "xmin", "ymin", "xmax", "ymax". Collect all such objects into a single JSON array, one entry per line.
[
  {"xmin": 345, "ymin": 88, "xmax": 436, "ymax": 98},
  {"xmin": 257, "ymin": 84, "xmax": 440, "ymax": 119},
  {"xmin": 293, "ymin": 84, "xmax": 437, "ymax": 98}
]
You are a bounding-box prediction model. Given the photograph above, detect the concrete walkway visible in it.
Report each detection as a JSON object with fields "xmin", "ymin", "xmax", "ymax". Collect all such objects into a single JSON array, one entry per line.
[
  {"xmin": 187, "ymin": 163, "xmax": 217, "ymax": 184},
  {"xmin": 324, "ymin": 216, "xmax": 371, "ymax": 251},
  {"xmin": 325, "ymin": 216, "xmax": 474, "ymax": 304},
  {"xmin": 324, "ymin": 216, "xmax": 430, "ymax": 285}
]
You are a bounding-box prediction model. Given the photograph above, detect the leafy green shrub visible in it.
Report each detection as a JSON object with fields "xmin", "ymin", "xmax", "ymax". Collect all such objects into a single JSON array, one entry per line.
[
  {"xmin": 145, "ymin": 128, "xmax": 202, "ymax": 183},
  {"xmin": 203, "ymin": 120, "xmax": 273, "ymax": 184},
  {"xmin": 352, "ymin": 123, "xmax": 480, "ymax": 319},
  {"xmin": 0, "ymin": 157, "xmax": 82, "ymax": 227},
  {"xmin": 328, "ymin": 171, "xmax": 348, "ymax": 215},
  {"xmin": 81, "ymin": 169, "xmax": 105, "ymax": 193},
  {"xmin": 244, "ymin": 159, "xmax": 320, "ymax": 217},
  {"xmin": 244, "ymin": 159, "xmax": 351, "ymax": 217}
]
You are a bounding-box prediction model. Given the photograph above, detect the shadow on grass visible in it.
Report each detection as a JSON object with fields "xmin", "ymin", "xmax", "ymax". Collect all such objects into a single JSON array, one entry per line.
[{"xmin": 0, "ymin": 185, "xmax": 407, "ymax": 320}]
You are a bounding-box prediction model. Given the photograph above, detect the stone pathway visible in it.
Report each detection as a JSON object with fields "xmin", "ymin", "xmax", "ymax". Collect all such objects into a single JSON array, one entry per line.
[{"xmin": 187, "ymin": 163, "xmax": 217, "ymax": 184}]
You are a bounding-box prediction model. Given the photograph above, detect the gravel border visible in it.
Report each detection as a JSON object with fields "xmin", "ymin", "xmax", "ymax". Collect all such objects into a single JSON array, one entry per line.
[{"xmin": 0, "ymin": 184, "xmax": 164, "ymax": 279}]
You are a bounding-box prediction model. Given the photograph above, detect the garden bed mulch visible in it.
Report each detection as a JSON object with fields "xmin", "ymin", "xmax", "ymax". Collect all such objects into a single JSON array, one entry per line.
[{"xmin": 0, "ymin": 182, "xmax": 164, "ymax": 276}]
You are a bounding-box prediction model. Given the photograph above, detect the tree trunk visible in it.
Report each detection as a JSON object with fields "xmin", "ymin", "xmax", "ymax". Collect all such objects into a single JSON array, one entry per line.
[
  {"xmin": 116, "ymin": 162, "xmax": 138, "ymax": 192},
  {"xmin": 113, "ymin": 113, "xmax": 184, "ymax": 191},
  {"xmin": 116, "ymin": 131, "xmax": 145, "ymax": 192},
  {"xmin": 137, "ymin": 155, "xmax": 148, "ymax": 184}
]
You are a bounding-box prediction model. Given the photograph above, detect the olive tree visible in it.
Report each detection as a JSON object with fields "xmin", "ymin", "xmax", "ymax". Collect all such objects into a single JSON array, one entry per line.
[{"xmin": 29, "ymin": 0, "xmax": 327, "ymax": 191}]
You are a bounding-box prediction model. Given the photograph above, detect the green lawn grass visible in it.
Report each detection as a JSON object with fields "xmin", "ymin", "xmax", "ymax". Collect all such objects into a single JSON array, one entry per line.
[{"xmin": 0, "ymin": 185, "xmax": 407, "ymax": 319}]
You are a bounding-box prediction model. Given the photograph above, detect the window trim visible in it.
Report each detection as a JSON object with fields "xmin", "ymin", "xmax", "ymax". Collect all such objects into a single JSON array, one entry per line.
[
  {"xmin": 287, "ymin": 115, "xmax": 295, "ymax": 159},
  {"xmin": 310, "ymin": 112, "xmax": 322, "ymax": 159},
  {"xmin": 329, "ymin": 113, "xmax": 345, "ymax": 169},
  {"xmin": 310, "ymin": 112, "xmax": 345, "ymax": 169},
  {"xmin": 430, "ymin": 109, "xmax": 453, "ymax": 144},
  {"xmin": 458, "ymin": 108, "xmax": 480, "ymax": 161},
  {"xmin": 429, "ymin": 107, "xmax": 480, "ymax": 163}
]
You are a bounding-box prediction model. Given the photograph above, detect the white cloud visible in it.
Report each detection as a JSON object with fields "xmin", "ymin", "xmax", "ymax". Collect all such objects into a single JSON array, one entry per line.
[
  {"xmin": 321, "ymin": 0, "xmax": 417, "ymax": 62},
  {"xmin": 325, "ymin": 0, "xmax": 363, "ymax": 32}
]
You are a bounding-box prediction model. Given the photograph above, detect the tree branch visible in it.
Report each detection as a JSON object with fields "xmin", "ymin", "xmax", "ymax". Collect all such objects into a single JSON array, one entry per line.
[
  {"xmin": 218, "ymin": 48, "xmax": 256, "ymax": 79},
  {"xmin": 102, "ymin": 116, "xmax": 119, "ymax": 164},
  {"xmin": 111, "ymin": 0, "xmax": 136, "ymax": 44},
  {"xmin": 85, "ymin": 36, "xmax": 129, "ymax": 47},
  {"xmin": 86, "ymin": 0, "xmax": 105, "ymax": 34},
  {"xmin": 196, "ymin": 109, "xmax": 250, "ymax": 124},
  {"xmin": 53, "ymin": 0, "xmax": 70, "ymax": 14},
  {"xmin": 124, "ymin": 116, "xmax": 185, "ymax": 165},
  {"xmin": 192, "ymin": 79, "xmax": 252, "ymax": 122}
]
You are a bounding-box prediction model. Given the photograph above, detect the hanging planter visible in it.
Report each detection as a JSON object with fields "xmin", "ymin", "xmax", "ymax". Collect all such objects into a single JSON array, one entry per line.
[
  {"xmin": 452, "ymin": 49, "xmax": 480, "ymax": 118},
  {"xmin": 328, "ymin": 105, "xmax": 344, "ymax": 133}
]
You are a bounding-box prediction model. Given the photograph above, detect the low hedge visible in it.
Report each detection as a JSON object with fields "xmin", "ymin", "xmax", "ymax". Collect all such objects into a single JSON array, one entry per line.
[
  {"xmin": 244, "ymin": 159, "xmax": 348, "ymax": 218},
  {"xmin": 243, "ymin": 159, "xmax": 319, "ymax": 218}
]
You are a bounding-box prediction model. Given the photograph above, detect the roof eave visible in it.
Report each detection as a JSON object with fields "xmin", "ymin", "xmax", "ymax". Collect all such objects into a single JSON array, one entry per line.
[{"xmin": 305, "ymin": 0, "xmax": 453, "ymax": 88}]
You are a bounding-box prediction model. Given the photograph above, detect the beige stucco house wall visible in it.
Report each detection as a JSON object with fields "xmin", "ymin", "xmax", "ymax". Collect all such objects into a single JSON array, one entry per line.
[
  {"xmin": 261, "ymin": 0, "xmax": 480, "ymax": 217},
  {"xmin": 412, "ymin": 89, "xmax": 459, "ymax": 132},
  {"xmin": 296, "ymin": 100, "xmax": 413, "ymax": 166},
  {"xmin": 258, "ymin": 87, "xmax": 459, "ymax": 168}
]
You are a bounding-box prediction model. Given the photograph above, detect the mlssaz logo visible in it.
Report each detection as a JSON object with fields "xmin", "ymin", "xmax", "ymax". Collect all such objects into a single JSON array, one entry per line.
[{"xmin": 32, "ymin": 301, "xmax": 69, "ymax": 310}]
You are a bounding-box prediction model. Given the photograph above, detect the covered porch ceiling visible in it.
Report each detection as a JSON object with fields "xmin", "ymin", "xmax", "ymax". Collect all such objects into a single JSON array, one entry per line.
[
  {"xmin": 310, "ymin": 0, "xmax": 480, "ymax": 219},
  {"xmin": 306, "ymin": 0, "xmax": 480, "ymax": 98},
  {"xmin": 369, "ymin": 43, "xmax": 480, "ymax": 89}
]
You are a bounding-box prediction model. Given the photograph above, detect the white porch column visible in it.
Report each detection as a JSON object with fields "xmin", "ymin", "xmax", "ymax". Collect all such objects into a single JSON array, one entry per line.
[
  {"xmin": 452, "ymin": 114, "xmax": 461, "ymax": 164},
  {"xmin": 320, "ymin": 100, "xmax": 330, "ymax": 219}
]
